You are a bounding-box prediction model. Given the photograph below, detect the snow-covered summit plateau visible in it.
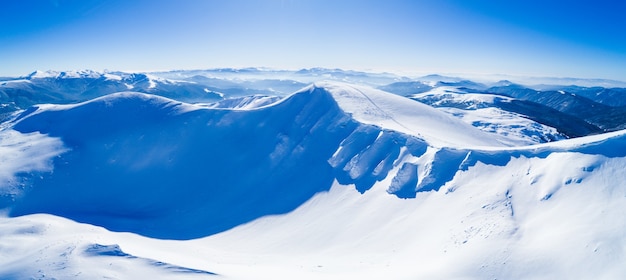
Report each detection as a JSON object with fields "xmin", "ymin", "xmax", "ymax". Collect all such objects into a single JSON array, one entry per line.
[{"xmin": 1, "ymin": 82, "xmax": 626, "ymax": 279}]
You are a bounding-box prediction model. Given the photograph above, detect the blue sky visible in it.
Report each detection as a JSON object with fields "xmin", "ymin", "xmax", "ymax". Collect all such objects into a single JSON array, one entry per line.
[{"xmin": 1, "ymin": 0, "xmax": 625, "ymax": 80}]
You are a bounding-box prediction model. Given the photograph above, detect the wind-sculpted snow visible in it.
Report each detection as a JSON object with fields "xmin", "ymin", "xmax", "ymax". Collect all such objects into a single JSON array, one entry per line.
[
  {"xmin": 328, "ymin": 127, "xmax": 427, "ymax": 195},
  {"xmin": 0, "ymin": 129, "xmax": 67, "ymax": 208}
]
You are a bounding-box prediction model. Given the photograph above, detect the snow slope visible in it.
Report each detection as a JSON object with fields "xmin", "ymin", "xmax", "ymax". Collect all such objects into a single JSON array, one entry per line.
[
  {"xmin": 320, "ymin": 82, "xmax": 508, "ymax": 148},
  {"xmin": 1, "ymin": 82, "xmax": 626, "ymax": 279}
]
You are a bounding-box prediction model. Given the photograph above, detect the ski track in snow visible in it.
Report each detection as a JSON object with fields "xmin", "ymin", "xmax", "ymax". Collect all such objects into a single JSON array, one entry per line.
[{"xmin": 351, "ymin": 86, "xmax": 415, "ymax": 135}]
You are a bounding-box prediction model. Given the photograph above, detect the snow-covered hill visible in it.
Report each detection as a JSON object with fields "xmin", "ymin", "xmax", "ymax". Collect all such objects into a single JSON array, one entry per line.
[
  {"xmin": 409, "ymin": 86, "xmax": 567, "ymax": 144},
  {"xmin": 1, "ymin": 81, "xmax": 626, "ymax": 279}
]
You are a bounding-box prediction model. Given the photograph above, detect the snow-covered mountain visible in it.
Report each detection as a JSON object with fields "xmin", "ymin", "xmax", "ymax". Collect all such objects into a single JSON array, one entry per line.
[
  {"xmin": 381, "ymin": 79, "xmax": 626, "ymax": 139},
  {"xmin": 2, "ymin": 80, "xmax": 626, "ymax": 279},
  {"xmin": 0, "ymin": 70, "xmax": 223, "ymax": 114},
  {"xmin": 408, "ymin": 86, "xmax": 584, "ymax": 143},
  {"xmin": 481, "ymin": 83, "xmax": 626, "ymax": 131},
  {"xmin": 2, "ymin": 82, "xmax": 506, "ymax": 239}
]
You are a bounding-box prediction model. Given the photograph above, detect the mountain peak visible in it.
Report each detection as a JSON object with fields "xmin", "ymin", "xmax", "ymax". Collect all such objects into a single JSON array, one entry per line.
[
  {"xmin": 26, "ymin": 69, "xmax": 103, "ymax": 79},
  {"xmin": 311, "ymin": 81, "xmax": 508, "ymax": 148},
  {"xmin": 492, "ymin": 79, "xmax": 514, "ymax": 86}
]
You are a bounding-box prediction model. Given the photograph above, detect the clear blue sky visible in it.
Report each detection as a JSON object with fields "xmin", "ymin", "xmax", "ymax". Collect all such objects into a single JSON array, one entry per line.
[{"xmin": 1, "ymin": 0, "xmax": 625, "ymax": 80}]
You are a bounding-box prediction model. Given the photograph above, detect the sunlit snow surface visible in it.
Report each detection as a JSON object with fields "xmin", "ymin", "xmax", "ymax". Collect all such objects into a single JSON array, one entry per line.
[
  {"xmin": 410, "ymin": 87, "xmax": 565, "ymax": 145},
  {"xmin": 1, "ymin": 82, "xmax": 626, "ymax": 279}
]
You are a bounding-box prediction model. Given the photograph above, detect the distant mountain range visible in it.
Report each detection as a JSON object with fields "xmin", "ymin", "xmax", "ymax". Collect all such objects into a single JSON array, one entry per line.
[{"xmin": 2, "ymin": 68, "xmax": 626, "ymax": 141}]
